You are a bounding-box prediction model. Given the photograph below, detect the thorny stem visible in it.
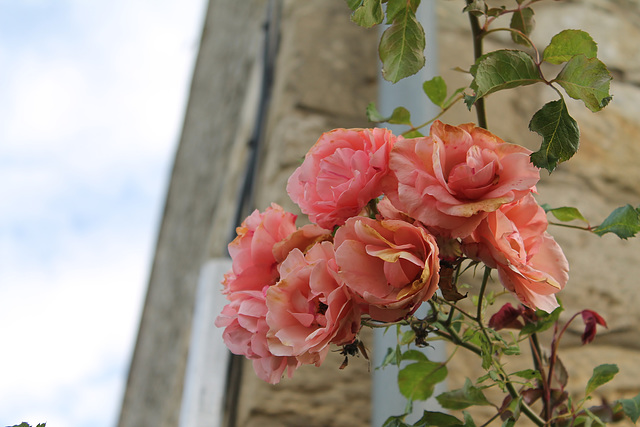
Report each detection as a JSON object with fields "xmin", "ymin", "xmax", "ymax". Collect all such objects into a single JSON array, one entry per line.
[
  {"xmin": 435, "ymin": 296, "xmax": 477, "ymax": 322},
  {"xmin": 530, "ymin": 332, "xmax": 552, "ymax": 421},
  {"xmin": 466, "ymin": 0, "xmax": 488, "ymax": 129}
]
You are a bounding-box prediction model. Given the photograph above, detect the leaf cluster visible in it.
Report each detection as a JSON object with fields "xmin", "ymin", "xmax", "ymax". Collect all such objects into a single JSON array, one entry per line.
[{"xmin": 347, "ymin": 0, "xmax": 426, "ymax": 83}]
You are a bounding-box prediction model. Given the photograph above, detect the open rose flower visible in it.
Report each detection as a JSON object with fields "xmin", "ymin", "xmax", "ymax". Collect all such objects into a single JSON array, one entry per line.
[
  {"xmin": 463, "ymin": 193, "xmax": 569, "ymax": 312},
  {"xmin": 215, "ymin": 290, "xmax": 300, "ymax": 384},
  {"xmin": 384, "ymin": 120, "xmax": 540, "ymax": 238},
  {"xmin": 266, "ymin": 242, "xmax": 361, "ymax": 366},
  {"xmin": 287, "ymin": 128, "xmax": 397, "ymax": 229},
  {"xmin": 223, "ymin": 203, "xmax": 297, "ymax": 294},
  {"xmin": 334, "ymin": 217, "xmax": 440, "ymax": 322}
]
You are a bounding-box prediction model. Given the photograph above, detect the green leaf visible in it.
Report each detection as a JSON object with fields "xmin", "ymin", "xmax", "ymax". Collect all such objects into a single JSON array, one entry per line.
[
  {"xmin": 510, "ymin": 8, "xmax": 535, "ymax": 46},
  {"xmin": 398, "ymin": 361, "xmax": 448, "ymax": 401},
  {"xmin": 529, "ymin": 98, "xmax": 580, "ymax": 172},
  {"xmin": 592, "ymin": 204, "xmax": 640, "ymax": 239},
  {"xmin": 463, "ymin": 0, "xmax": 487, "ymax": 17},
  {"xmin": 511, "ymin": 369, "xmax": 541, "ymax": 381},
  {"xmin": 402, "ymin": 129, "xmax": 424, "ymax": 138},
  {"xmin": 543, "ymin": 30, "xmax": 598, "ymax": 65},
  {"xmin": 386, "ymin": 0, "xmax": 421, "ymax": 23},
  {"xmin": 379, "ymin": 8, "xmax": 426, "ymax": 83},
  {"xmin": 585, "ymin": 364, "xmax": 619, "ymax": 396},
  {"xmin": 462, "ymin": 411, "xmax": 477, "ymax": 427},
  {"xmin": 502, "ymin": 419, "xmax": 515, "ymax": 427},
  {"xmin": 401, "ymin": 329, "xmax": 417, "ymax": 345},
  {"xmin": 423, "ymin": 76, "xmax": 447, "ymax": 107},
  {"xmin": 380, "ymin": 346, "xmax": 401, "ymax": 368},
  {"xmin": 487, "ymin": 6, "xmax": 506, "ymax": 17},
  {"xmin": 619, "ymin": 392, "xmax": 640, "ymax": 423},
  {"xmin": 402, "ymin": 349, "xmax": 428, "ymax": 362},
  {"xmin": 383, "ymin": 415, "xmax": 412, "ymax": 427},
  {"xmin": 436, "ymin": 378, "xmax": 492, "ymax": 410},
  {"xmin": 351, "ymin": 0, "xmax": 384, "ymax": 28},
  {"xmin": 346, "ymin": 0, "xmax": 363, "ymax": 11},
  {"xmin": 546, "ymin": 206, "xmax": 589, "ymax": 224},
  {"xmin": 520, "ymin": 306, "xmax": 563, "ymax": 336},
  {"xmin": 415, "ymin": 411, "xmax": 464, "ymax": 427},
  {"xmin": 366, "ymin": 102, "xmax": 387, "ymax": 122},
  {"xmin": 388, "ymin": 106, "xmax": 412, "ymax": 125},
  {"xmin": 443, "ymin": 87, "xmax": 465, "ymax": 109},
  {"xmin": 555, "ymin": 55, "xmax": 612, "ymax": 112},
  {"xmin": 467, "ymin": 50, "xmax": 542, "ymax": 107}
]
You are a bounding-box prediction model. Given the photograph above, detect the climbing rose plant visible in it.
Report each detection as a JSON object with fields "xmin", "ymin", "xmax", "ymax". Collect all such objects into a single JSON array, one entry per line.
[{"xmin": 216, "ymin": 0, "xmax": 640, "ymax": 426}]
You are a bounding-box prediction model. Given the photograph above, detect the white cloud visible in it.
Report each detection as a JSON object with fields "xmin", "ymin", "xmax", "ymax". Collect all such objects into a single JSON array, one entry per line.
[{"xmin": 0, "ymin": 0, "xmax": 207, "ymax": 426}]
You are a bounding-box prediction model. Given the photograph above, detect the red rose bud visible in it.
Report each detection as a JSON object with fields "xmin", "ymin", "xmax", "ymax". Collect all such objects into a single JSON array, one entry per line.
[
  {"xmin": 580, "ymin": 309, "xmax": 608, "ymax": 345},
  {"xmin": 489, "ymin": 302, "xmax": 525, "ymax": 330}
]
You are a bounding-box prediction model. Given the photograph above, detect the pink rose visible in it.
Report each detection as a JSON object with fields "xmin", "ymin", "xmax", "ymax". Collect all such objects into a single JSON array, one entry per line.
[
  {"xmin": 463, "ymin": 194, "xmax": 569, "ymax": 312},
  {"xmin": 215, "ymin": 290, "xmax": 299, "ymax": 384},
  {"xmin": 272, "ymin": 223, "xmax": 333, "ymax": 264},
  {"xmin": 384, "ymin": 120, "xmax": 540, "ymax": 238},
  {"xmin": 287, "ymin": 128, "xmax": 397, "ymax": 229},
  {"xmin": 223, "ymin": 203, "xmax": 297, "ymax": 294},
  {"xmin": 334, "ymin": 217, "xmax": 440, "ymax": 322},
  {"xmin": 266, "ymin": 242, "xmax": 361, "ymax": 366}
]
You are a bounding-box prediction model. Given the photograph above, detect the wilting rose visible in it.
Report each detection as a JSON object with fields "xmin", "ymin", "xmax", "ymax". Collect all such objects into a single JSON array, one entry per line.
[
  {"xmin": 266, "ymin": 242, "xmax": 361, "ymax": 366},
  {"xmin": 464, "ymin": 194, "xmax": 569, "ymax": 312},
  {"xmin": 215, "ymin": 290, "xmax": 299, "ymax": 384},
  {"xmin": 287, "ymin": 128, "xmax": 397, "ymax": 229},
  {"xmin": 334, "ymin": 217, "xmax": 440, "ymax": 322},
  {"xmin": 223, "ymin": 203, "xmax": 297, "ymax": 294},
  {"xmin": 384, "ymin": 120, "xmax": 540, "ymax": 238}
]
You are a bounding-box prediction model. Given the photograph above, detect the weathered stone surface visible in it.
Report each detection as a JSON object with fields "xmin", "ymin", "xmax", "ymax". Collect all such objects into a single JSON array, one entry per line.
[
  {"xmin": 235, "ymin": 1, "xmax": 378, "ymax": 426},
  {"xmin": 117, "ymin": 2, "xmax": 268, "ymax": 426},
  {"xmin": 437, "ymin": 0, "xmax": 640, "ymax": 420}
]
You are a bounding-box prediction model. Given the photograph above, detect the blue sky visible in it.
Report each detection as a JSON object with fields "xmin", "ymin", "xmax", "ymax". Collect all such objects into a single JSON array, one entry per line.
[{"xmin": 0, "ymin": 1, "xmax": 206, "ymax": 426}]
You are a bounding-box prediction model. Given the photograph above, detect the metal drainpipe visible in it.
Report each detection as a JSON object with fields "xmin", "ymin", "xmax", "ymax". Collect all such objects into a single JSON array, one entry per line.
[{"xmin": 371, "ymin": 1, "xmax": 446, "ymax": 425}]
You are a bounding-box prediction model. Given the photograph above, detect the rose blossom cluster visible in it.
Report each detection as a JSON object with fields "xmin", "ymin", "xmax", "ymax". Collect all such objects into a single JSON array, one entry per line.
[{"xmin": 216, "ymin": 122, "xmax": 569, "ymax": 383}]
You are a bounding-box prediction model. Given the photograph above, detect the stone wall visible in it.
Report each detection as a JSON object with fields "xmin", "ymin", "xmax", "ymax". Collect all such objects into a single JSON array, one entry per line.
[
  {"xmin": 119, "ymin": 0, "xmax": 640, "ymax": 425},
  {"xmin": 439, "ymin": 0, "xmax": 640, "ymax": 422},
  {"xmin": 234, "ymin": 1, "xmax": 378, "ymax": 426}
]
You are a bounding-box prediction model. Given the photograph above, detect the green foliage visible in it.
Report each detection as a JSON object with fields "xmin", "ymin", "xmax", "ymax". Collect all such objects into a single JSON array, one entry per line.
[
  {"xmin": 10, "ymin": 424, "xmax": 46, "ymax": 427},
  {"xmin": 402, "ymin": 349, "xmax": 429, "ymax": 362},
  {"xmin": 383, "ymin": 415, "xmax": 412, "ymax": 427},
  {"xmin": 511, "ymin": 369, "xmax": 541, "ymax": 381},
  {"xmin": 350, "ymin": 0, "xmax": 384, "ymax": 28},
  {"xmin": 414, "ymin": 410, "xmax": 464, "ymax": 426},
  {"xmin": 543, "ymin": 30, "xmax": 598, "ymax": 65},
  {"xmin": 585, "ymin": 364, "xmax": 619, "ymax": 396},
  {"xmin": 619, "ymin": 392, "xmax": 640, "ymax": 423},
  {"xmin": 346, "ymin": 0, "xmax": 364, "ymax": 11},
  {"xmin": 509, "ymin": 8, "xmax": 535, "ymax": 46},
  {"xmin": 529, "ymin": 98, "xmax": 580, "ymax": 172},
  {"xmin": 398, "ymin": 361, "xmax": 448, "ymax": 401},
  {"xmin": 366, "ymin": 102, "xmax": 387, "ymax": 122},
  {"xmin": 379, "ymin": 7, "xmax": 426, "ymax": 83},
  {"xmin": 388, "ymin": 107, "xmax": 412, "ymax": 125},
  {"xmin": 466, "ymin": 50, "xmax": 542, "ymax": 108},
  {"xmin": 520, "ymin": 306, "xmax": 563, "ymax": 336},
  {"xmin": 592, "ymin": 204, "xmax": 640, "ymax": 239},
  {"xmin": 366, "ymin": 103, "xmax": 413, "ymax": 126},
  {"xmin": 542, "ymin": 205, "xmax": 589, "ymax": 224},
  {"xmin": 463, "ymin": 0, "xmax": 487, "ymax": 17},
  {"xmin": 554, "ymin": 55, "xmax": 612, "ymax": 112},
  {"xmin": 386, "ymin": 0, "xmax": 421, "ymax": 23},
  {"xmin": 423, "ymin": 76, "xmax": 447, "ymax": 107},
  {"xmin": 436, "ymin": 378, "xmax": 491, "ymax": 410}
]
